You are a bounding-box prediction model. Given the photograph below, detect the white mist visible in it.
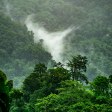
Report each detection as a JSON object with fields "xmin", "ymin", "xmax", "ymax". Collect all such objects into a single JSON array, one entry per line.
[{"xmin": 25, "ymin": 17, "xmax": 75, "ymax": 62}]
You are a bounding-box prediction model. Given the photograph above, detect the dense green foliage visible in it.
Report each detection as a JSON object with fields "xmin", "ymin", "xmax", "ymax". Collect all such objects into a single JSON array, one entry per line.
[
  {"xmin": 0, "ymin": 70, "xmax": 13, "ymax": 112},
  {"xmin": 8, "ymin": 56, "xmax": 112, "ymax": 112},
  {"xmin": 0, "ymin": 0, "xmax": 111, "ymax": 79},
  {"xmin": 0, "ymin": 13, "xmax": 52, "ymax": 87},
  {"xmin": 0, "ymin": 56, "xmax": 112, "ymax": 112},
  {"xmin": 67, "ymin": 55, "xmax": 88, "ymax": 83},
  {"xmin": 0, "ymin": 0, "xmax": 112, "ymax": 111},
  {"xmin": 0, "ymin": 60, "xmax": 110, "ymax": 111}
]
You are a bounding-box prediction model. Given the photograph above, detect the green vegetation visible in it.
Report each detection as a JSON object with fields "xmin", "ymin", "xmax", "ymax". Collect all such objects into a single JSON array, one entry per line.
[
  {"xmin": 1, "ymin": 55, "xmax": 112, "ymax": 112},
  {"xmin": 0, "ymin": 0, "xmax": 111, "ymax": 84},
  {"xmin": 0, "ymin": 70, "xmax": 13, "ymax": 112},
  {"xmin": 0, "ymin": 0, "xmax": 111, "ymax": 79},
  {"xmin": 0, "ymin": 12, "xmax": 52, "ymax": 87},
  {"xmin": 0, "ymin": 0, "xmax": 112, "ymax": 111}
]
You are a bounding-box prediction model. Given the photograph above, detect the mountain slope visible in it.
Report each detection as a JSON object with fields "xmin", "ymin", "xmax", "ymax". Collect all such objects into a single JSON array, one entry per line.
[
  {"xmin": 0, "ymin": 13, "xmax": 52, "ymax": 87},
  {"xmin": 0, "ymin": 0, "xmax": 112, "ymax": 79}
]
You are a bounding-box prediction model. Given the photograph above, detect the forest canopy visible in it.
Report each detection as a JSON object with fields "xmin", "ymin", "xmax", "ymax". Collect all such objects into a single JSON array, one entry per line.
[{"xmin": 0, "ymin": 0, "xmax": 112, "ymax": 111}]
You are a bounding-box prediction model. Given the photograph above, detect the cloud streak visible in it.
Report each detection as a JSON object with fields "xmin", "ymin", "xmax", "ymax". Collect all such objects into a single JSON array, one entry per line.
[{"xmin": 25, "ymin": 16, "xmax": 78, "ymax": 62}]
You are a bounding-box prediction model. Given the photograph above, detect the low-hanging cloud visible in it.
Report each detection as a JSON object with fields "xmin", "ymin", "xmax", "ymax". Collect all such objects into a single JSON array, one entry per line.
[{"xmin": 25, "ymin": 16, "xmax": 79, "ymax": 62}]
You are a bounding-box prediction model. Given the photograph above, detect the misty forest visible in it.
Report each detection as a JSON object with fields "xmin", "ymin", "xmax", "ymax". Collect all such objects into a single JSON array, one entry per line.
[{"xmin": 0, "ymin": 0, "xmax": 112, "ymax": 112}]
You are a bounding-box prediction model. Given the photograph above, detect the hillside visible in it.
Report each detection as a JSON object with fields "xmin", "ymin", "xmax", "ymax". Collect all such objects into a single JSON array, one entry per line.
[
  {"xmin": 0, "ymin": 0, "xmax": 112, "ymax": 83},
  {"xmin": 0, "ymin": 13, "xmax": 52, "ymax": 87},
  {"xmin": 1, "ymin": 0, "xmax": 111, "ymax": 79},
  {"xmin": 0, "ymin": 0, "xmax": 112, "ymax": 112}
]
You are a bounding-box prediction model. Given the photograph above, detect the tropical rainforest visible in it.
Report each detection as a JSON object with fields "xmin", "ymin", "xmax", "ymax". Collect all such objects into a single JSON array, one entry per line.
[{"xmin": 0, "ymin": 0, "xmax": 112, "ymax": 112}]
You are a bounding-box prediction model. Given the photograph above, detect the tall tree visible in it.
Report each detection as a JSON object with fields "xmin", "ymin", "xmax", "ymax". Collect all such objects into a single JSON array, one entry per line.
[{"xmin": 67, "ymin": 55, "xmax": 88, "ymax": 83}]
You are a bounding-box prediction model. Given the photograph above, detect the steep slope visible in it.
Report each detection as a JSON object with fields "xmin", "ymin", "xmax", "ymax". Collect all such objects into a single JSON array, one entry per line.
[
  {"xmin": 0, "ymin": 13, "xmax": 52, "ymax": 87},
  {"xmin": 0, "ymin": 0, "xmax": 112, "ymax": 79}
]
